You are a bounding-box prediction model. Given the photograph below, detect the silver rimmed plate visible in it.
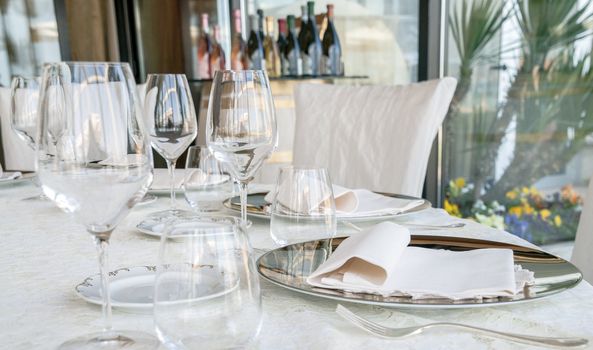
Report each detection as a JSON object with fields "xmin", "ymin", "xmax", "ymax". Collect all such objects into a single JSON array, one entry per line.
[
  {"xmin": 223, "ymin": 192, "xmax": 431, "ymax": 221},
  {"xmin": 257, "ymin": 235, "xmax": 582, "ymax": 309},
  {"xmin": 75, "ymin": 265, "xmax": 235, "ymax": 311}
]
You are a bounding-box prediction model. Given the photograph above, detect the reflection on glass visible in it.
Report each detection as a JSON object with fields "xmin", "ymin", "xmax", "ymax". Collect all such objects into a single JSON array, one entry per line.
[{"xmin": 443, "ymin": 0, "xmax": 592, "ymax": 244}]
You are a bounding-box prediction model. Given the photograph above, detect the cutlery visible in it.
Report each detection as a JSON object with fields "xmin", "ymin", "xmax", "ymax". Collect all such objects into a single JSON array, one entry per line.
[
  {"xmin": 342, "ymin": 221, "xmax": 465, "ymax": 232},
  {"xmin": 336, "ymin": 304, "xmax": 588, "ymax": 348}
]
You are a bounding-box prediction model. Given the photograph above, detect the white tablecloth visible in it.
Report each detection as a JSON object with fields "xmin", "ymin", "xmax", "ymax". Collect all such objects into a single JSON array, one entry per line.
[{"xmin": 1, "ymin": 180, "xmax": 592, "ymax": 349}]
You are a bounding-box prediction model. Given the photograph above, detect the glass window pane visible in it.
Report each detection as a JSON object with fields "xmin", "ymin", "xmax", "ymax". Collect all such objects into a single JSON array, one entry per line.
[{"xmin": 443, "ymin": 0, "xmax": 592, "ymax": 244}]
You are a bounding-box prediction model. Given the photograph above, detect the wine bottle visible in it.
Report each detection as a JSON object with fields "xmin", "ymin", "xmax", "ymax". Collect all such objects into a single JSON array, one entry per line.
[
  {"xmin": 299, "ymin": 1, "xmax": 322, "ymax": 76},
  {"xmin": 297, "ymin": 5, "xmax": 307, "ymax": 52},
  {"xmin": 197, "ymin": 13, "xmax": 212, "ymax": 79},
  {"xmin": 285, "ymin": 15, "xmax": 302, "ymax": 76},
  {"xmin": 210, "ymin": 25, "xmax": 226, "ymax": 74},
  {"xmin": 263, "ymin": 16, "xmax": 281, "ymax": 77},
  {"xmin": 230, "ymin": 9, "xmax": 248, "ymax": 70},
  {"xmin": 257, "ymin": 9, "xmax": 265, "ymax": 41},
  {"xmin": 247, "ymin": 14, "xmax": 265, "ymax": 70},
  {"xmin": 321, "ymin": 4, "xmax": 343, "ymax": 76},
  {"xmin": 277, "ymin": 19, "xmax": 289, "ymax": 76}
]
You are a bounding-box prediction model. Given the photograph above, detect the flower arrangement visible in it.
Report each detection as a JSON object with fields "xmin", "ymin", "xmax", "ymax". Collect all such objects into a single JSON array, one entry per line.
[{"xmin": 444, "ymin": 177, "xmax": 583, "ymax": 244}]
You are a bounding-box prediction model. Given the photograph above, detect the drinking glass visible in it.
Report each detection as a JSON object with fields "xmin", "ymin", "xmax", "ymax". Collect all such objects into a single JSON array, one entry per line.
[
  {"xmin": 10, "ymin": 75, "xmax": 39, "ymax": 149},
  {"xmin": 154, "ymin": 217, "xmax": 262, "ymax": 349},
  {"xmin": 144, "ymin": 74, "xmax": 198, "ymax": 219},
  {"xmin": 206, "ymin": 70, "xmax": 277, "ymax": 225},
  {"xmin": 10, "ymin": 76, "xmax": 47, "ymax": 200},
  {"xmin": 37, "ymin": 62, "xmax": 156, "ymax": 349},
  {"xmin": 270, "ymin": 167, "xmax": 337, "ymax": 246},
  {"xmin": 183, "ymin": 145, "xmax": 232, "ymax": 212}
]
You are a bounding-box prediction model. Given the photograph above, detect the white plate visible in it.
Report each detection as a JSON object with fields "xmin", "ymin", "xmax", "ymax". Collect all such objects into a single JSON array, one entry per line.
[
  {"xmin": 75, "ymin": 265, "xmax": 235, "ymax": 311},
  {"xmin": 136, "ymin": 214, "xmax": 251, "ymax": 238}
]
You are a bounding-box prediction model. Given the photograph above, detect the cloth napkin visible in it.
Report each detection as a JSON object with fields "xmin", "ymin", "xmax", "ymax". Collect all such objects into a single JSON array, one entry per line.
[
  {"xmin": 0, "ymin": 171, "xmax": 22, "ymax": 182},
  {"xmin": 151, "ymin": 168, "xmax": 185, "ymax": 190},
  {"xmin": 265, "ymin": 184, "xmax": 424, "ymax": 217},
  {"xmin": 307, "ymin": 222, "xmax": 535, "ymax": 300}
]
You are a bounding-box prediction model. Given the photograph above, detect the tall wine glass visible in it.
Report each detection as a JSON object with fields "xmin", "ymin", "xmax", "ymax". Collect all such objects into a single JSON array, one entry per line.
[
  {"xmin": 10, "ymin": 76, "xmax": 46, "ymax": 200},
  {"xmin": 143, "ymin": 74, "xmax": 198, "ymax": 220},
  {"xmin": 206, "ymin": 70, "xmax": 277, "ymax": 225},
  {"xmin": 37, "ymin": 62, "xmax": 156, "ymax": 349}
]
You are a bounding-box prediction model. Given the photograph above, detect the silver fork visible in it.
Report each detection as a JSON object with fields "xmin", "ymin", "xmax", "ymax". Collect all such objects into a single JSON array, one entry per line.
[
  {"xmin": 342, "ymin": 221, "xmax": 465, "ymax": 232},
  {"xmin": 336, "ymin": 305, "xmax": 588, "ymax": 348}
]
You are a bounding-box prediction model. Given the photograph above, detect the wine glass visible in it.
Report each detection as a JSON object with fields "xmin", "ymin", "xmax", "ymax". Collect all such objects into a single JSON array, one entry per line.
[
  {"xmin": 270, "ymin": 167, "xmax": 337, "ymax": 246},
  {"xmin": 10, "ymin": 76, "xmax": 47, "ymax": 200},
  {"xmin": 183, "ymin": 145, "xmax": 232, "ymax": 212},
  {"xmin": 36, "ymin": 62, "xmax": 157, "ymax": 349},
  {"xmin": 143, "ymin": 73, "xmax": 198, "ymax": 219},
  {"xmin": 206, "ymin": 70, "xmax": 277, "ymax": 225},
  {"xmin": 154, "ymin": 216, "xmax": 262, "ymax": 349}
]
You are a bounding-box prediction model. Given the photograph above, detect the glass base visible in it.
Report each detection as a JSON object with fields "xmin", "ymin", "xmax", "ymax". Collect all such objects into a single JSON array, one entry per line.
[
  {"xmin": 22, "ymin": 193, "xmax": 47, "ymax": 201},
  {"xmin": 58, "ymin": 330, "xmax": 158, "ymax": 349},
  {"xmin": 145, "ymin": 209, "xmax": 198, "ymax": 221}
]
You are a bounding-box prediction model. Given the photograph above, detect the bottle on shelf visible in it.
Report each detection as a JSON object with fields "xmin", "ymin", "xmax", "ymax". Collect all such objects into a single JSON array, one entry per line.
[
  {"xmin": 263, "ymin": 16, "xmax": 281, "ymax": 77},
  {"xmin": 257, "ymin": 9, "xmax": 265, "ymax": 41},
  {"xmin": 230, "ymin": 9, "xmax": 249, "ymax": 70},
  {"xmin": 297, "ymin": 5, "xmax": 307, "ymax": 51},
  {"xmin": 247, "ymin": 14, "xmax": 265, "ymax": 70},
  {"xmin": 299, "ymin": 1, "xmax": 322, "ymax": 76},
  {"xmin": 277, "ymin": 18, "xmax": 289, "ymax": 76},
  {"xmin": 285, "ymin": 15, "xmax": 302, "ymax": 77},
  {"xmin": 321, "ymin": 4, "xmax": 343, "ymax": 76},
  {"xmin": 210, "ymin": 25, "xmax": 226, "ymax": 75},
  {"xmin": 197, "ymin": 13, "xmax": 212, "ymax": 79}
]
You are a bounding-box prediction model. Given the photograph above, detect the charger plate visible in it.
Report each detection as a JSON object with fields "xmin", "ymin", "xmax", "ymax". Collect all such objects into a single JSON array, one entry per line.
[
  {"xmin": 223, "ymin": 192, "xmax": 431, "ymax": 221},
  {"xmin": 257, "ymin": 235, "xmax": 582, "ymax": 309}
]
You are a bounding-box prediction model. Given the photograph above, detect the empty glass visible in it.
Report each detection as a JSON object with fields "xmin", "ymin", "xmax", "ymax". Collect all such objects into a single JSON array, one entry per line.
[
  {"xmin": 37, "ymin": 62, "xmax": 156, "ymax": 349},
  {"xmin": 206, "ymin": 70, "xmax": 277, "ymax": 225},
  {"xmin": 183, "ymin": 145, "xmax": 232, "ymax": 212},
  {"xmin": 144, "ymin": 74, "xmax": 198, "ymax": 219},
  {"xmin": 154, "ymin": 217, "xmax": 262, "ymax": 349},
  {"xmin": 270, "ymin": 167, "xmax": 337, "ymax": 246}
]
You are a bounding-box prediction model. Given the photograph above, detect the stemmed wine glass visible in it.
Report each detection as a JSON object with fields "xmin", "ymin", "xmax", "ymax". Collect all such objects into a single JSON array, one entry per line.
[
  {"xmin": 206, "ymin": 70, "xmax": 277, "ymax": 225},
  {"xmin": 36, "ymin": 62, "xmax": 156, "ymax": 349},
  {"xmin": 143, "ymin": 74, "xmax": 198, "ymax": 220},
  {"xmin": 10, "ymin": 76, "xmax": 46, "ymax": 200}
]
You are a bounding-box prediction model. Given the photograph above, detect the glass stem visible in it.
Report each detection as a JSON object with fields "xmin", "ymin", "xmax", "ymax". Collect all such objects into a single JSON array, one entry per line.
[
  {"xmin": 239, "ymin": 181, "xmax": 248, "ymax": 226},
  {"xmin": 166, "ymin": 159, "xmax": 178, "ymax": 210},
  {"xmin": 94, "ymin": 234, "xmax": 113, "ymax": 332}
]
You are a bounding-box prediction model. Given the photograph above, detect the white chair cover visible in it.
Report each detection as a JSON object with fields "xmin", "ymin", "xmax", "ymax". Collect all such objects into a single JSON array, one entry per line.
[
  {"xmin": 292, "ymin": 78, "xmax": 457, "ymax": 196},
  {"xmin": 571, "ymin": 178, "xmax": 593, "ymax": 282},
  {"xmin": 0, "ymin": 87, "xmax": 35, "ymax": 171}
]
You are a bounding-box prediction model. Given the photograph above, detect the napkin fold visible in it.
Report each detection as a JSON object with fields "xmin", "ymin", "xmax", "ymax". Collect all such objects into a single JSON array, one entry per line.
[
  {"xmin": 307, "ymin": 222, "xmax": 535, "ymax": 300},
  {"xmin": 265, "ymin": 184, "xmax": 424, "ymax": 217}
]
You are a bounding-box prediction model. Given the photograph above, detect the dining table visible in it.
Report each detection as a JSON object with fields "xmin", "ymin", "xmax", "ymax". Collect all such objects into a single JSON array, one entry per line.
[{"xmin": 2, "ymin": 177, "xmax": 593, "ymax": 350}]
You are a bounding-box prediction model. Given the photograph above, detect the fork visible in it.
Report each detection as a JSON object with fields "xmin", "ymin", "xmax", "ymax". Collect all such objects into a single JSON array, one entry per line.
[
  {"xmin": 336, "ymin": 305, "xmax": 588, "ymax": 348},
  {"xmin": 342, "ymin": 221, "xmax": 465, "ymax": 232}
]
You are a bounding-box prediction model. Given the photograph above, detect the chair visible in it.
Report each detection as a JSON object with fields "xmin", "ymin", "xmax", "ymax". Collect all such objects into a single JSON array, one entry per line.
[
  {"xmin": 292, "ymin": 78, "xmax": 457, "ymax": 196},
  {"xmin": 571, "ymin": 178, "xmax": 593, "ymax": 282},
  {"xmin": 0, "ymin": 87, "xmax": 35, "ymax": 171}
]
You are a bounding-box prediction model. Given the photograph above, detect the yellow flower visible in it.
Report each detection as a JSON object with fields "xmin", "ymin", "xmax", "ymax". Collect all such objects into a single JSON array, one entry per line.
[
  {"xmin": 554, "ymin": 215, "xmax": 562, "ymax": 227},
  {"xmin": 506, "ymin": 191, "xmax": 517, "ymax": 200},
  {"xmin": 509, "ymin": 206, "xmax": 523, "ymax": 217},
  {"xmin": 454, "ymin": 177, "xmax": 466, "ymax": 189},
  {"xmin": 521, "ymin": 187, "xmax": 530, "ymax": 194},
  {"xmin": 540, "ymin": 209, "xmax": 551, "ymax": 220},
  {"xmin": 523, "ymin": 204, "xmax": 534, "ymax": 216},
  {"xmin": 444, "ymin": 199, "xmax": 461, "ymax": 217},
  {"xmin": 529, "ymin": 186, "xmax": 540, "ymax": 196}
]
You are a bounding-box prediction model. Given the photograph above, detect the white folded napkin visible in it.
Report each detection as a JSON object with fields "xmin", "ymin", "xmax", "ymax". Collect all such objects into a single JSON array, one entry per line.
[
  {"xmin": 307, "ymin": 222, "xmax": 535, "ymax": 300},
  {"xmin": 0, "ymin": 172, "xmax": 22, "ymax": 182},
  {"xmin": 265, "ymin": 184, "xmax": 424, "ymax": 217},
  {"xmin": 151, "ymin": 168, "xmax": 185, "ymax": 190}
]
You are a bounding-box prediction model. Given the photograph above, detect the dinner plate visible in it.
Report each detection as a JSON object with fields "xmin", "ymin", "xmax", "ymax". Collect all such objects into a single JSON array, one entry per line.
[
  {"xmin": 75, "ymin": 265, "xmax": 235, "ymax": 311},
  {"xmin": 223, "ymin": 192, "xmax": 431, "ymax": 221},
  {"xmin": 136, "ymin": 214, "xmax": 251, "ymax": 237},
  {"xmin": 257, "ymin": 235, "xmax": 582, "ymax": 309}
]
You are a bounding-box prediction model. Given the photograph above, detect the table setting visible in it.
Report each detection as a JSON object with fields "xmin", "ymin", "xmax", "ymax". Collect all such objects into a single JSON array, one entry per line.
[{"xmin": 1, "ymin": 62, "xmax": 592, "ymax": 349}]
